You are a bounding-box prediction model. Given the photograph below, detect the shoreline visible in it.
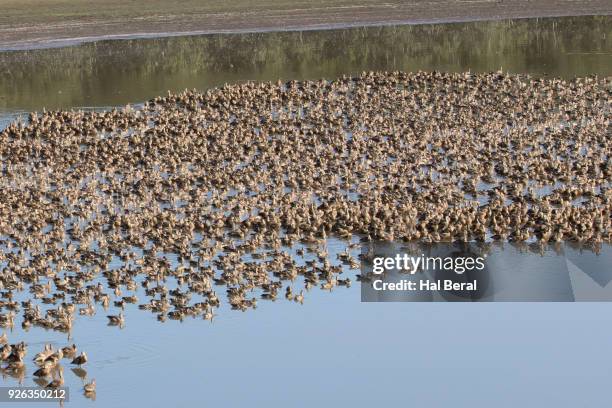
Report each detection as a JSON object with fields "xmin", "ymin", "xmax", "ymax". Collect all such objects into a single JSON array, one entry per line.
[{"xmin": 0, "ymin": 1, "xmax": 611, "ymax": 51}]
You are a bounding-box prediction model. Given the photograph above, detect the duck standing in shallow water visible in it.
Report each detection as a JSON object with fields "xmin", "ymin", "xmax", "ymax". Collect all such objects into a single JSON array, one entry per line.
[
  {"xmin": 46, "ymin": 369, "xmax": 64, "ymax": 388},
  {"xmin": 84, "ymin": 378, "xmax": 96, "ymax": 393},
  {"xmin": 71, "ymin": 351, "xmax": 87, "ymax": 367},
  {"xmin": 33, "ymin": 360, "xmax": 54, "ymax": 377},
  {"xmin": 61, "ymin": 344, "xmax": 77, "ymax": 357}
]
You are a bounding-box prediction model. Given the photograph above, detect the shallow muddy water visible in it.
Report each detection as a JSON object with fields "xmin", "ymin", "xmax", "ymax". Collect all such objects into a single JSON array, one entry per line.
[{"xmin": 0, "ymin": 15, "xmax": 611, "ymax": 408}]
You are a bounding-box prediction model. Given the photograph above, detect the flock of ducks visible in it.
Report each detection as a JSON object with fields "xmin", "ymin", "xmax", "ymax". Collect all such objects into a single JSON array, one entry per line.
[
  {"xmin": 0, "ymin": 70, "xmax": 609, "ymax": 394},
  {"xmin": 1, "ymin": 336, "xmax": 94, "ymax": 397}
]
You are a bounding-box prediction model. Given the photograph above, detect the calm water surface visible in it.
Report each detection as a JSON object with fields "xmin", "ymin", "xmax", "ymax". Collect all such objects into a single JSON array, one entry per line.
[
  {"xmin": 0, "ymin": 16, "xmax": 610, "ymax": 113},
  {"xmin": 1, "ymin": 15, "xmax": 611, "ymax": 408},
  {"xmin": 4, "ymin": 240, "xmax": 612, "ymax": 408}
]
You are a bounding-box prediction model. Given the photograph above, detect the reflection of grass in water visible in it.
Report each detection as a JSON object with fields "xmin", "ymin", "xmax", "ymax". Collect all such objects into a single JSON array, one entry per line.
[{"xmin": 0, "ymin": 16, "xmax": 611, "ymax": 111}]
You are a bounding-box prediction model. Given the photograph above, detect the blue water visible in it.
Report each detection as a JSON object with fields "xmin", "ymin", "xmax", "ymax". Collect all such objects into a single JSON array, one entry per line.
[{"xmin": 2, "ymin": 239, "xmax": 611, "ymax": 407}]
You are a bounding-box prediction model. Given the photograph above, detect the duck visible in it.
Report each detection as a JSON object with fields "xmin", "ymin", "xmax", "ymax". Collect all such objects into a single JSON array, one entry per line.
[
  {"xmin": 33, "ymin": 344, "xmax": 54, "ymax": 363},
  {"xmin": 71, "ymin": 351, "xmax": 88, "ymax": 366},
  {"xmin": 83, "ymin": 379, "xmax": 96, "ymax": 393},
  {"xmin": 61, "ymin": 344, "xmax": 77, "ymax": 356},
  {"xmin": 285, "ymin": 286, "xmax": 293, "ymax": 300},
  {"xmin": 106, "ymin": 313, "xmax": 124, "ymax": 326},
  {"xmin": 46, "ymin": 369, "xmax": 64, "ymax": 388},
  {"xmin": 33, "ymin": 360, "xmax": 54, "ymax": 377}
]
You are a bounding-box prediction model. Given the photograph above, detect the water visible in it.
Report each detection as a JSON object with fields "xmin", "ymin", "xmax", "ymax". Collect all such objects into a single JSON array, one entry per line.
[
  {"xmin": 1, "ymin": 15, "xmax": 611, "ymax": 408},
  {"xmin": 0, "ymin": 16, "xmax": 611, "ymax": 113},
  {"xmin": 361, "ymin": 242, "xmax": 612, "ymax": 301},
  {"xmin": 3, "ymin": 240, "xmax": 612, "ymax": 408}
]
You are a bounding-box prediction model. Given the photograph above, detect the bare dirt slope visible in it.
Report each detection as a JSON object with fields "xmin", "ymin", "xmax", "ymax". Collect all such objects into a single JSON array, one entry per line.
[{"xmin": 0, "ymin": 0, "xmax": 611, "ymax": 50}]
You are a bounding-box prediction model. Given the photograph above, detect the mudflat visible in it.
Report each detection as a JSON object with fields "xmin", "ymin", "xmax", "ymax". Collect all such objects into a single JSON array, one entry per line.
[{"xmin": 0, "ymin": 0, "xmax": 611, "ymax": 50}]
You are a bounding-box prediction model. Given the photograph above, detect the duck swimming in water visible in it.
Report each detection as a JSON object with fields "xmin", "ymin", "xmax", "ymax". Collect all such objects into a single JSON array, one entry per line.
[{"xmin": 106, "ymin": 313, "xmax": 124, "ymax": 326}]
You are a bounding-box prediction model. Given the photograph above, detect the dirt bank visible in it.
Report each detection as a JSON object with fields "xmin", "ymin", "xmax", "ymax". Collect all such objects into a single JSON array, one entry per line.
[{"xmin": 0, "ymin": 0, "xmax": 611, "ymax": 50}]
